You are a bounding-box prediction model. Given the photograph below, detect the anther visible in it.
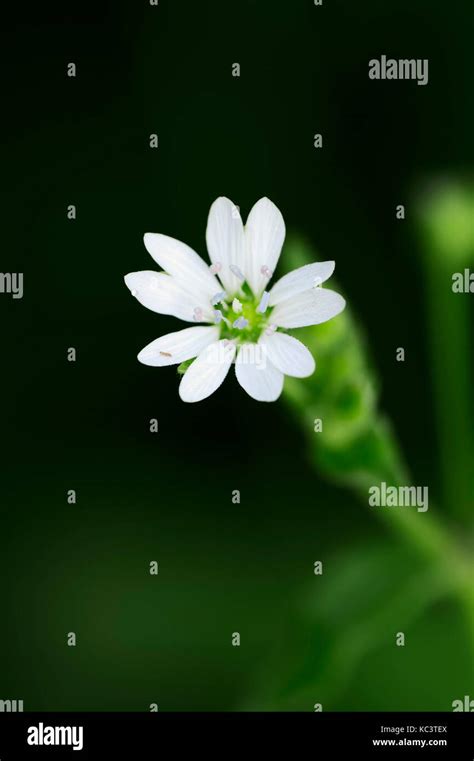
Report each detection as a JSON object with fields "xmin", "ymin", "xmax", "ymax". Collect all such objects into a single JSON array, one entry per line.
[
  {"xmin": 257, "ymin": 291, "xmax": 270, "ymax": 313},
  {"xmin": 230, "ymin": 265, "xmax": 245, "ymax": 281},
  {"xmin": 211, "ymin": 291, "xmax": 227, "ymax": 306},
  {"xmin": 233, "ymin": 317, "xmax": 249, "ymax": 330}
]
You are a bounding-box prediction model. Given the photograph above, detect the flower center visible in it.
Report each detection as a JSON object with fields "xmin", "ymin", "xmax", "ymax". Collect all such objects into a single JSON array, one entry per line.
[{"xmin": 213, "ymin": 282, "xmax": 273, "ymax": 344}]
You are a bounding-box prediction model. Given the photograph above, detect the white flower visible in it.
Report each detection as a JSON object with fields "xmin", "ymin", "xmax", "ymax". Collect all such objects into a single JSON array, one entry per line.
[{"xmin": 124, "ymin": 197, "xmax": 346, "ymax": 403}]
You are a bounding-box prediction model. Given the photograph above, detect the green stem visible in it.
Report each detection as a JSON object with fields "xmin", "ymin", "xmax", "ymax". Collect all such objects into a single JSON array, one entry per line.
[{"xmin": 423, "ymin": 257, "xmax": 473, "ymax": 523}]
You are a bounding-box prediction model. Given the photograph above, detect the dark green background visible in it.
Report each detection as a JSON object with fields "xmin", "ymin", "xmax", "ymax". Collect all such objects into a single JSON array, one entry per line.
[{"xmin": 1, "ymin": 0, "xmax": 472, "ymax": 710}]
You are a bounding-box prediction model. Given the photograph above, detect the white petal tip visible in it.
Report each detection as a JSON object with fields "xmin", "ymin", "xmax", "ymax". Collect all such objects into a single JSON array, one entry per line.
[
  {"xmin": 124, "ymin": 273, "xmax": 139, "ymax": 296},
  {"xmin": 178, "ymin": 391, "xmax": 198, "ymax": 404}
]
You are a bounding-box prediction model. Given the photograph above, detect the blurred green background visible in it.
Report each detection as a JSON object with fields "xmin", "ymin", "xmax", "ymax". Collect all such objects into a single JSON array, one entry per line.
[{"xmin": 1, "ymin": 0, "xmax": 472, "ymax": 710}]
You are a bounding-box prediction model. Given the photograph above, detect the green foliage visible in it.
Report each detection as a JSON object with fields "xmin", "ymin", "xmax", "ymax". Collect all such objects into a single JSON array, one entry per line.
[
  {"xmin": 244, "ymin": 225, "xmax": 473, "ymax": 710},
  {"xmin": 177, "ymin": 359, "xmax": 194, "ymax": 375},
  {"xmin": 417, "ymin": 181, "xmax": 474, "ymax": 267}
]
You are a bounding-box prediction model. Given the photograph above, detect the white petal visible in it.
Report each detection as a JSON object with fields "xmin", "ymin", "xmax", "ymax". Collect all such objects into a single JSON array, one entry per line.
[
  {"xmin": 143, "ymin": 233, "xmax": 220, "ymax": 299},
  {"xmin": 137, "ymin": 326, "xmax": 219, "ymax": 367},
  {"xmin": 268, "ymin": 261, "xmax": 335, "ymax": 306},
  {"xmin": 244, "ymin": 197, "xmax": 285, "ymax": 295},
  {"xmin": 271, "ymin": 288, "xmax": 346, "ymax": 329},
  {"xmin": 179, "ymin": 339, "xmax": 236, "ymax": 403},
  {"xmin": 235, "ymin": 344, "xmax": 284, "ymax": 402},
  {"xmin": 259, "ymin": 332, "xmax": 315, "ymax": 377},
  {"xmin": 206, "ymin": 197, "xmax": 245, "ymax": 294},
  {"xmin": 124, "ymin": 271, "xmax": 213, "ymax": 322}
]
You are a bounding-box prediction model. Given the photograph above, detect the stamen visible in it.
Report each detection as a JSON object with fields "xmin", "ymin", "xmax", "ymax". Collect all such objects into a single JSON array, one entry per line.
[
  {"xmin": 230, "ymin": 264, "xmax": 245, "ymax": 281},
  {"xmin": 233, "ymin": 316, "xmax": 249, "ymax": 330},
  {"xmin": 193, "ymin": 307, "xmax": 203, "ymax": 322},
  {"xmin": 210, "ymin": 262, "xmax": 222, "ymax": 274},
  {"xmin": 232, "ymin": 298, "xmax": 243, "ymax": 313},
  {"xmin": 211, "ymin": 290, "xmax": 227, "ymax": 306},
  {"xmin": 257, "ymin": 290, "xmax": 270, "ymax": 313},
  {"xmin": 265, "ymin": 323, "xmax": 277, "ymax": 336},
  {"xmin": 214, "ymin": 309, "xmax": 223, "ymax": 324},
  {"xmin": 260, "ymin": 265, "xmax": 273, "ymax": 279}
]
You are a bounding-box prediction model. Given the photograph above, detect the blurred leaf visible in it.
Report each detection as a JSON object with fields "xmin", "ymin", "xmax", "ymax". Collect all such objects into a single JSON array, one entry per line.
[
  {"xmin": 244, "ymin": 541, "xmax": 456, "ymax": 710},
  {"xmin": 417, "ymin": 180, "xmax": 474, "ymax": 268},
  {"xmin": 242, "ymin": 234, "xmax": 473, "ymax": 711}
]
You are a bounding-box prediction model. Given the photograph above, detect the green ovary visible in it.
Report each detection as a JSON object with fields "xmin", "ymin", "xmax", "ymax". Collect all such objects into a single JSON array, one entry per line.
[{"xmin": 218, "ymin": 290, "xmax": 271, "ymax": 344}]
